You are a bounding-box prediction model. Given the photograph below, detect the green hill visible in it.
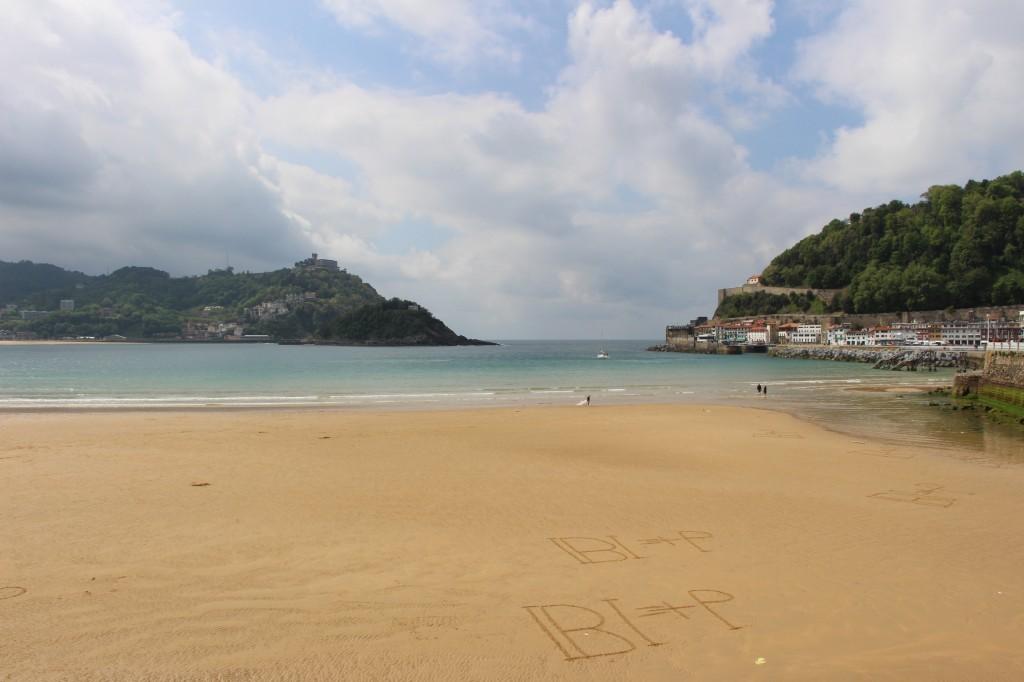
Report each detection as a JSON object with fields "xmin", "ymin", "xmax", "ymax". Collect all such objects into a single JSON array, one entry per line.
[
  {"xmin": 720, "ymin": 171, "xmax": 1024, "ymax": 316},
  {"xmin": 0, "ymin": 260, "xmax": 491, "ymax": 345}
]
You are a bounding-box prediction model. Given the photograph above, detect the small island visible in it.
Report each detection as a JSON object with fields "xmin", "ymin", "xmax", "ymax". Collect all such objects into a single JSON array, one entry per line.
[{"xmin": 0, "ymin": 254, "xmax": 494, "ymax": 346}]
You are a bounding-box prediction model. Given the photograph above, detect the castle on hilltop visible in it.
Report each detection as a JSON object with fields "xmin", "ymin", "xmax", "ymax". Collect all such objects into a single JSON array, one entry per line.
[
  {"xmin": 717, "ymin": 273, "xmax": 841, "ymax": 305},
  {"xmin": 295, "ymin": 253, "xmax": 339, "ymax": 271}
]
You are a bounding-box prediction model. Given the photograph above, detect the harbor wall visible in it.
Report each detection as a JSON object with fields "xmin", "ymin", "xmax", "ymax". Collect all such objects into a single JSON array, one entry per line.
[
  {"xmin": 767, "ymin": 345, "xmax": 971, "ymax": 368},
  {"xmin": 971, "ymin": 352, "xmax": 1024, "ymax": 416},
  {"xmin": 983, "ymin": 351, "xmax": 1024, "ymax": 388}
]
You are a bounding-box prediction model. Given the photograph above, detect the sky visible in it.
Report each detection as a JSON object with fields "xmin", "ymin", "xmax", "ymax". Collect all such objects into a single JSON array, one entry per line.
[{"xmin": 2, "ymin": 1, "xmax": 1023, "ymax": 339}]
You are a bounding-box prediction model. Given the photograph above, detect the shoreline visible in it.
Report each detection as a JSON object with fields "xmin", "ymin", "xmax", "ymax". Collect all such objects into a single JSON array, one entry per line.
[
  {"xmin": 0, "ymin": 391, "xmax": 986, "ymax": 461},
  {"xmin": 0, "ymin": 339, "xmax": 145, "ymax": 346}
]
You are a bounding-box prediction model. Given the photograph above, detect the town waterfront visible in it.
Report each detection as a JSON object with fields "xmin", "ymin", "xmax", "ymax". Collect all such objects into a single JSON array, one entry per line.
[{"xmin": 0, "ymin": 340, "xmax": 1019, "ymax": 460}]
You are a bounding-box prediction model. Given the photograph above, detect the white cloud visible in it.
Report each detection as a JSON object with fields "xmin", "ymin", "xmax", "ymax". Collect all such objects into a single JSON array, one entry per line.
[
  {"xmin": 0, "ymin": 0, "xmax": 309, "ymax": 273},
  {"xmin": 9, "ymin": 0, "xmax": 1019, "ymax": 338},
  {"xmin": 794, "ymin": 0, "xmax": 1024, "ymax": 195},
  {"xmin": 0, "ymin": 0, "xmax": 831, "ymax": 337},
  {"xmin": 320, "ymin": 0, "xmax": 525, "ymax": 65},
  {"xmin": 255, "ymin": 0, "xmax": 829, "ymax": 336}
]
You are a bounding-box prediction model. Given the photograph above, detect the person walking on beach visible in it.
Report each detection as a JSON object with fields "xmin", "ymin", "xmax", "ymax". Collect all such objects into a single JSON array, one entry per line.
[{"xmin": 586, "ymin": 395, "xmax": 591, "ymax": 406}]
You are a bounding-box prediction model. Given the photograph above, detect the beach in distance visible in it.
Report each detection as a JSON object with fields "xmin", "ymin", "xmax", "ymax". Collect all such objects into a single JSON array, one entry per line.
[{"xmin": 3, "ymin": 404, "xmax": 1023, "ymax": 680}]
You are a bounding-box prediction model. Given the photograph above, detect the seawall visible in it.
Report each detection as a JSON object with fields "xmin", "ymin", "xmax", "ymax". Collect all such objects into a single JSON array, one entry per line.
[
  {"xmin": 972, "ymin": 351, "xmax": 1024, "ymax": 417},
  {"xmin": 768, "ymin": 345, "xmax": 973, "ymax": 369}
]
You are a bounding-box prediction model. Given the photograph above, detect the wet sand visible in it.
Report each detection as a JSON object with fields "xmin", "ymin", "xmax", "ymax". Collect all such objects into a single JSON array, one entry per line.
[
  {"xmin": 2, "ymin": 405, "xmax": 1023, "ymax": 680},
  {"xmin": 846, "ymin": 385, "xmax": 936, "ymax": 393}
]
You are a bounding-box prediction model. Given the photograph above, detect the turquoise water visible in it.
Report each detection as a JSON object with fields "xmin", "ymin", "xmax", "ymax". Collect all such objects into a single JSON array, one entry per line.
[{"xmin": 0, "ymin": 340, "xmax": 1020, "ymax": 459}]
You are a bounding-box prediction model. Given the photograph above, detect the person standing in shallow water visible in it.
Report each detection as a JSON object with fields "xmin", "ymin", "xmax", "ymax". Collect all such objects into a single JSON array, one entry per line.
[
  {"xmin": 757, "ymin": 384, "xmax": 762, "ymax": 394},
  {"xmin": 763, "ymin": 385, "xmax": 767, "ymax": 397}
]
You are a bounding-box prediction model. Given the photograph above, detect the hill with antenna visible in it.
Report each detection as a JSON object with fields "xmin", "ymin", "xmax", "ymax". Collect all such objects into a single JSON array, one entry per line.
[{"xmin": 0, "ymin": 255, "xmax": 493, "ymax": 346}]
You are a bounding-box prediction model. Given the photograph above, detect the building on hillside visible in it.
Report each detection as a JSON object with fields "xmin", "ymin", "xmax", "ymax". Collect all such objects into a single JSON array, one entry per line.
[
  {"xmin": 791, "ymin": 323, "xmax": 823, "ymax": 344},
  {"xmin": 745, "ymin": 274, "xmax": 763, "ymax": 285},
  {"xmin": 183, "ymin": 319, "xmax": 221, "ymax": 340},
  {"xmin": 247, "ymin": 300, "xmax": 289, "ymax": 321},
  {"xmin": 59, "ymin": 299, "xmax": 75, "ymax": 312},
  {"xmin": 295, "ymin": 253, "xmax": 339, "ymax": 271},
  {"xmin": 19, "ymin": 310, "xmax": 50, "ymax": 322}
]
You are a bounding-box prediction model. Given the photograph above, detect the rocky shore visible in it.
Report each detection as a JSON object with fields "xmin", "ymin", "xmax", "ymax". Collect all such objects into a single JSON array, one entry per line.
[{"xmin": 768, "ymin": 345, "xmax": 965, "ymax": 369}]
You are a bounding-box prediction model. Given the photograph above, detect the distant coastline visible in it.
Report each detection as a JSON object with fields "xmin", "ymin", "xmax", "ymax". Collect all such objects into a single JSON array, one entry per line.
[{"xmin": 0, "ymin": 257, "xmax": 488, "ymax": 347}]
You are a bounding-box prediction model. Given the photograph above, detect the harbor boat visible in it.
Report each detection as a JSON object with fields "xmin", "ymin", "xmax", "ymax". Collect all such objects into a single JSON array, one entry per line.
[{"xmin": 597, "ymin": 349, "xmax": 609, "ymax": 359}]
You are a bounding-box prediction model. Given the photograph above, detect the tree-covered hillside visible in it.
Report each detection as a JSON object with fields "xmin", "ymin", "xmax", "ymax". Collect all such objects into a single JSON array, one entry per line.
[
  {"xmin": 757, "ymin": 171, "xmax": 1024, "ymax": 314},
  {"xmin": 0, "ymin": 260, "xmax": 490, "ymax": 344}
]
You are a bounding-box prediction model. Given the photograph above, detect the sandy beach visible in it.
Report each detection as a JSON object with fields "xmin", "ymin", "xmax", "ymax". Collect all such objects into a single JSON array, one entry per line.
[{"xmin": 2, "ymin": 405, "xmax": 1023, "ymax": 680}]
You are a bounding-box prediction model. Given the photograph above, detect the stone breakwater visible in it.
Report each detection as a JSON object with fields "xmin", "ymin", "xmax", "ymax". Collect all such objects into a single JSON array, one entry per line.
[
  {"xmin": 768, "ymin": 346, "xmax": 965, "ymax": 369},
  {"xmin": 984, "ymin": 351, "xmax": 1024, "ymax": 387}
]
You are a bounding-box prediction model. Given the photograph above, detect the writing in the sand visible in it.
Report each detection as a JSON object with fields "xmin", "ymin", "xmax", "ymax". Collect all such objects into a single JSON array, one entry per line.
[
  {"xmin": 868, "ymin": 483, "xmax": 956, "ymax": 508},
  {"xmin": 548, "ymin": 531, "xmax": 713, "ymax": 565},
  {"xmin": 524, "ymin": 590, "xmax": 743, "ymax": 661}
]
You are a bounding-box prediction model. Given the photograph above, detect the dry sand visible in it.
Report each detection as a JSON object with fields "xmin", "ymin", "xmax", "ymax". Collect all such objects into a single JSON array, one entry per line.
[{"xmin": 2, "ymin": 405, "xmax": 1023, "ymax": 681}]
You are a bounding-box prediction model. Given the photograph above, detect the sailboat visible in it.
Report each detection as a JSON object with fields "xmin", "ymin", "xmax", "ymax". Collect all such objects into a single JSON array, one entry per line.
[{"xmin": 596, "ymin": 349, "xmax": 609, "ymax": 359}]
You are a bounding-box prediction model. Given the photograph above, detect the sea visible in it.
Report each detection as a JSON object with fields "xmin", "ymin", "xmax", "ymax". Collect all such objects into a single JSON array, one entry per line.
[{"xmin": 0, "ymin": 340, "xmax": 1020, "ymax": 462}]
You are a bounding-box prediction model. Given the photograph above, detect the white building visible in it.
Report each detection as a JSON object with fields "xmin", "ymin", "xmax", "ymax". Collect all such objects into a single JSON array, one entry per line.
[
  {"xmin": 747, "ymin": 324, "xmax": 775, "ymax": 345},
  {"xmin": 247, "ymin": 300, "xmax": 289, "ymax": 321},
  {"xmin": 846, "ymin": 330, "xmax": 870, "ymax": 346},
  {"xmin": 827, "ymin": 326, "xmax": 848, "ymax": 345},
  {"xmin": 60, "ymin": 299, "xmax": 75, "ymax": 312},
  {"xmin": 940, "ymin": 323, "xmax": 983, "ymax": 346},
  {"xmin": 871, "ymin": 327, "xmax": 911, "ymax": 346},
  {"xmin": 791, "ymin": 324, "xmax": 823, "ymax": 344}
]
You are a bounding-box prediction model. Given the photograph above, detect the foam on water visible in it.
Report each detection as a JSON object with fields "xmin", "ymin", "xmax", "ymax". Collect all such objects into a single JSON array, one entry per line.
[{"xmin": 0, "ymin": 340, "xmax": 1019, "ymax": 459}]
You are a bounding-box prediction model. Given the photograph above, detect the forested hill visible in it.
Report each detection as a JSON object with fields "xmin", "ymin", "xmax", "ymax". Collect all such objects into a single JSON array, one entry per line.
[
  {"xmin": 748, "ymin": 171, "xmax": 1024, "ymax": 315},
  {"xmin": 0, "ymin": 260, "xmax": 491, "ymax": 345}
]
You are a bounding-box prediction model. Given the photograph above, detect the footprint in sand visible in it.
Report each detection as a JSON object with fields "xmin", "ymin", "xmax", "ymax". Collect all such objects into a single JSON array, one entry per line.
[
  {"xmin": 753, "ymin": 430, "xmax": 804, "ymax": 439},
  {"xmin": 847, "ymin": 448, "xmax": 915, "ymax": 460},
  {"xmin": 0, "ymin": 586, "xmax": 27, "ymax": 600}
]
